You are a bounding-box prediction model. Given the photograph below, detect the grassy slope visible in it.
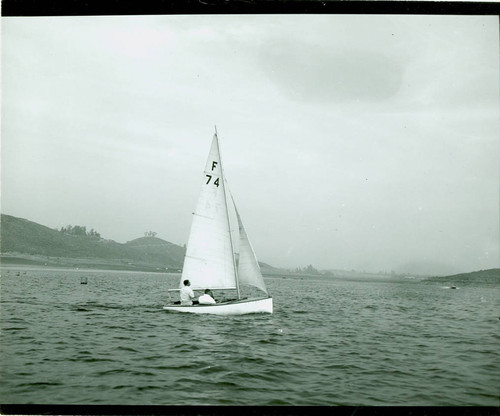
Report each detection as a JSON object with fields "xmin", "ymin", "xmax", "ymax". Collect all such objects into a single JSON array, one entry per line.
[
  {"xmin": 426, "ymin": 269, "xmax": 500, "ymax": 286},
  {"xmin": 0, "ymin": 214, "xmax": 185, "ymax": 268},
  {"xmin": 0, "ymin": 214, "xmax": 275, "ymax": 272}
]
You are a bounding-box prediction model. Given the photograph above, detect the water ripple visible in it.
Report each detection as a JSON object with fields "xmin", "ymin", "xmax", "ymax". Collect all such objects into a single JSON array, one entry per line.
[{"xmin": 1, "ymin": 269, "xmax": 498, "ymax": 406}]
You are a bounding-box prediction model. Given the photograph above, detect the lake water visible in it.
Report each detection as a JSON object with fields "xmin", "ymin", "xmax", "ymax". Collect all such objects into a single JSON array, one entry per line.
[{"xmin": 0, "ymin": 267, "xmax": 498, "ymax": 407}]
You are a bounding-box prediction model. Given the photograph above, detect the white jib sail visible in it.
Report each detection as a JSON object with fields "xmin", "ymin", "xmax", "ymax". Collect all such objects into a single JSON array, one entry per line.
[
  {"xmin": 233, "ymin": 202, "xmax": 269, "ymax": 295},
  {"xmin": 180, "ymin": 134, "xmax": 237, "ymax": 290}
]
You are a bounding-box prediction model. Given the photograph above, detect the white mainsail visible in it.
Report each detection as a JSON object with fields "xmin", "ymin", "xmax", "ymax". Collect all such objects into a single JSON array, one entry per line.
[
  {"xmin": 233, "ymin": 201, "xmax": 269, "ymax": 295},
  {"xmin": 180, "ymin": 134, "xmax": 237, "ymax": 290}
]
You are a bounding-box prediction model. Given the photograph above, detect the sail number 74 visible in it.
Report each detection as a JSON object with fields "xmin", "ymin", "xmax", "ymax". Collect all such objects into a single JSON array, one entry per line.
[
  {"xmin": 205, "ymin": 175, "xmax": 220, "ymax": 187},
  {"xmin": 205, "ymin": 161, "xmax": 220, "ymax": 187}
]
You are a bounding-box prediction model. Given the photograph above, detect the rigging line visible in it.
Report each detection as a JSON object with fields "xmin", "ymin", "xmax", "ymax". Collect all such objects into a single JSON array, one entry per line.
[{"xmin": 215, "ymin": 130, "xmax": 241, "ymax": 300}]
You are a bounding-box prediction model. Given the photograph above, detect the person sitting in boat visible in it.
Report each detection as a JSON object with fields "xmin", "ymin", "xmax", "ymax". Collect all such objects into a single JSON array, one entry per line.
[
  {"xmin": 180, "ymin": 279, "xmax": 195, "ymax": 305},
  {"xmin": 198, "ymin": 289, "xmax": 216, "ymax": 305}
]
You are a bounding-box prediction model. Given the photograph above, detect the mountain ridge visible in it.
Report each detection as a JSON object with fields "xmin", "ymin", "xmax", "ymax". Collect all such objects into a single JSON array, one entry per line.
[
  {"xmin": 0, "ymin": 213, "xmax": 278, "ymax": 273},
  {"xmin": 1, "ymin": 214, "xmax": 495, "ymax": 278},
  {"xmin": 0, "ymin": 213, "xmax": 185, "ymax": 271}
]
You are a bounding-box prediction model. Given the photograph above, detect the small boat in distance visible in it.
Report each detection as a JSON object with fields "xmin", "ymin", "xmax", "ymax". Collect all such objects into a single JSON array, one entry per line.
[{"xmin": 163, "ymin": 128, "xmax": 272, "ymax": 315}]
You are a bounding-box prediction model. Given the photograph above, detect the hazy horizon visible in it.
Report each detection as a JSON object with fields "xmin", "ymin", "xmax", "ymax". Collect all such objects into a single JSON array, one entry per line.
[{"xmin": 2, "ymin": 15, "xmax": 499, "ymax": 276}]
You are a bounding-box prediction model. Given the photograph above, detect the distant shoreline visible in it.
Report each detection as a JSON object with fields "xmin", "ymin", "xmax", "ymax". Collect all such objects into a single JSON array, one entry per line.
[
  {"xmin": 1, "ymin": 255, "xmax": 431, "ymax": 282},
  {"xmin": 0, "ymin": 255, "xmax": 174, "ymax": 273},
  {"xmin": 5, "ymin": 254, "xmax": 495, "ymax": 282},
  {"xmin": 3, "ymin": 259, "xmax": 498, "ymax": 285}
]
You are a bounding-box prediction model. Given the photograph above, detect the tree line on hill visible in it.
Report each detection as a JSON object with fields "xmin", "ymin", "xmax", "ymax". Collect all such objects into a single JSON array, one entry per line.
[
  {"xmin": 294, "ymin": 264, "xmax": 321, "ymax": 275},
  {"xmin": 59, "ymin": 225, "xmax": 101, "ymax": 238},
  {"xmin": 59, "ymin": 226, "xmax": 163, "ymax": 241}
]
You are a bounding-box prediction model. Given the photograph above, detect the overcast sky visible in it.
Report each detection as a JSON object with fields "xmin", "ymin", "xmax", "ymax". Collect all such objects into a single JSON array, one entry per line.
[{"xmin": 2, "ymin": 15, "xmax": 498, "ymax": 275}]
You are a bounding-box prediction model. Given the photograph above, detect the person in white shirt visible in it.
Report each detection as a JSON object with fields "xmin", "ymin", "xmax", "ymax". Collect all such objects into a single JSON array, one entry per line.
[
  {"xmin": 180, "ymin": 279, "xmax": 195, "ymax": 305},
  {"xmin": 198, "ymin": 289, "xmax": 216, "ymax": 305}
]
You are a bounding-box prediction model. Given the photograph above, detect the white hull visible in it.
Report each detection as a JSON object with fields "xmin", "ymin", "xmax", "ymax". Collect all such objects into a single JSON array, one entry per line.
[{"xmin": 163, "ymin": 296, "xmax": 272, "ymax": 315}]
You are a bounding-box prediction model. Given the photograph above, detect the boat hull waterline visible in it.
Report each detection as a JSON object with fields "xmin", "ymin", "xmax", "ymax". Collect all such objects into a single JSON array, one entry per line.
[{"xmin": 163, "ymin": 297, "xmax": 272, "ymax": 315}]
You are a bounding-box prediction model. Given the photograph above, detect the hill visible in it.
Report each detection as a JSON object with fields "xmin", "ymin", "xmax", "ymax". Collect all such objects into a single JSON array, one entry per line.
[
  {"xmin": 0, "ymin": 214, "xmax": 186, "ymax": 271},
  {"xmin": 424, "ymin": 269, "xmax": 500, "ymax": 287},
  {"xmin": 0, "ymin": 214, "xmax": 277, "ymax": 273},
  {"xmin": 124, "ymin": 236, "xmax": 185, "ymax": 268}
]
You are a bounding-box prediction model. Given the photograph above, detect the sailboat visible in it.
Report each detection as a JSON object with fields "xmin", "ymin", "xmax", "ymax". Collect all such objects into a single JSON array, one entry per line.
[{"xmin": 163, "ymin": 129, "xmax": 273, "ymax": 315}]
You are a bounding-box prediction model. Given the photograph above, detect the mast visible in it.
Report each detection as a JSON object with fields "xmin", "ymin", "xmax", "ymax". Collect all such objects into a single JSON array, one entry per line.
[{"xmin": 215, "ymin": 126, "xmax": 241, "ymax": 299}]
